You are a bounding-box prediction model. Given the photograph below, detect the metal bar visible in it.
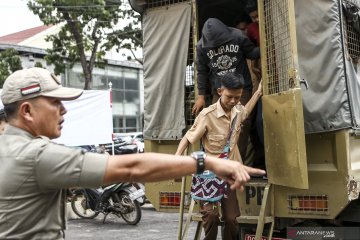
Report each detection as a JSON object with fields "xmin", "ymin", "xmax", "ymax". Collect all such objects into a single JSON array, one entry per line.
[
  {"xmin": 194, "ymin": 221, "xmax": 203, "ymax": 240},
  {"xmin": 192, "ymin": 0, "xmax": 199, "ymax": 100},
  {"xmin": 178, "ymin": 176, "xmax": 187, "ymax": 240},
  {"xmin": 255, "ymin": 184, "xmax": 271, "ymax": 240},
  {"xmin": 182, "ymin": 198, "xmax": 196, "ymax": 240}
]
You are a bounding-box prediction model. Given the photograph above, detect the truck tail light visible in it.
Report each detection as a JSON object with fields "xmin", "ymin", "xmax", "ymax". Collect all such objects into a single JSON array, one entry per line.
[
  {"xmin": 289, "ymin": 195, "xmax": 328, "ymax": 212},
  {"xmin": 159, "ymin": 192, "xmax": 190, "ymax": 208}
]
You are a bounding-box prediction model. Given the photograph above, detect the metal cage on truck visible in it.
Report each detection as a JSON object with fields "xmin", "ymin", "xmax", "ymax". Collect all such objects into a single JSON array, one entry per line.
[{"xmin": 129, "ymin": 0, "xmax": 360, "ymax": 239}]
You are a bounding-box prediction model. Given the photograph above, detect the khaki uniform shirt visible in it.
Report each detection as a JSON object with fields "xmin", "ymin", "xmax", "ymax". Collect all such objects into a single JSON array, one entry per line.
[
  {"xmin": 185, "ymin": 100, "xmax": 248, "ymax": 162},
  {"xmin": 0, "ymin": 125, "xmax": 108, "ymax": 239}
]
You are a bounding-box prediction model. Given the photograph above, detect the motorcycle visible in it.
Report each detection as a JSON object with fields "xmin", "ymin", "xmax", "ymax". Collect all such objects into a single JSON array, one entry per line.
[
  {"xmin": 103, "ymin": 140, "xmax": 138, "ymax": 155},
  {"xmin": 70, "ymin": 182, "xmax": 145, "ymax": 225}
]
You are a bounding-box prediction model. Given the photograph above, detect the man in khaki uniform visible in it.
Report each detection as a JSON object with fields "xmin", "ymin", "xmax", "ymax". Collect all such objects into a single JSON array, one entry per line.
[
  {"xmin": 0, "ymin": 68, "xmax": 265, "ymax": 239},
  {"xmin": 176, "ymin": 72, "xmax": 262, "ymax": 240}
]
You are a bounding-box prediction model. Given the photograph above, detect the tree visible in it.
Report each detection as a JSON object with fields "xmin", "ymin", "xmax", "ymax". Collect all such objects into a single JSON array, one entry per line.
[
  {"xmin": 28, "ymin": 0, "xmax": 142, "ymax": 90},
  {"xmin": 0, "ymin": 49, "xmax": 23, "ymax": 88}
]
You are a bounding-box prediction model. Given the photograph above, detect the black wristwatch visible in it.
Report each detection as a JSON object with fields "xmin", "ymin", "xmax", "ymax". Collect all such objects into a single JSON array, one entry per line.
[{"xmin": 191, "ymin": 151, "xmax": 207, "ymax": 174}]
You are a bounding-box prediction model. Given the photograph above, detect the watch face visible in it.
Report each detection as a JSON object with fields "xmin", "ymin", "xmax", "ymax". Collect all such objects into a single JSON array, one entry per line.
[{"xmin": 191, "ymin": 151, "xmax": 206, "ymax": 174}]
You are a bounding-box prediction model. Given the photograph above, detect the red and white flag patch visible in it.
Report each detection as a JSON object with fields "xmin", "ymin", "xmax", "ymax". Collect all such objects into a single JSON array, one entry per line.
[{"xmin": 21, "ymin": 84, "xmax": 41, "ymax": 96}]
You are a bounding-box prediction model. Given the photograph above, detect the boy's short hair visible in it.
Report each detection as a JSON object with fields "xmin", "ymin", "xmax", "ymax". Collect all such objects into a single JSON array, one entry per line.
[{"xmin": 220, "ymin": 72, "xmax": 245, "ymax": 90}]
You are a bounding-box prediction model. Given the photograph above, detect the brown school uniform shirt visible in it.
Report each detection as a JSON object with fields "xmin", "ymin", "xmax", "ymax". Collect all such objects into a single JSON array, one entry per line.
[{"xmin": 185, "ymin": 100, "xmax": 248, "ymax": 162}]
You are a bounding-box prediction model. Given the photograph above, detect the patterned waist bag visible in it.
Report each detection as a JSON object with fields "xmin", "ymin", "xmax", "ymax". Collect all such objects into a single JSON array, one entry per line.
[{"xmin": 190, "ymin": 116, "xmax": 237, "ymax": 202}]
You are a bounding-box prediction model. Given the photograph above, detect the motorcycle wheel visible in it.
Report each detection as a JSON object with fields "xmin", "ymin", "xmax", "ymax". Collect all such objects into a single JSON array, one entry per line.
[
  {"xmin": 70, "ymin": 191, "xmax": 99, "ymax": 219},
  {"xmin": 113, "ymin": 192, "xmax": 142, "ymax": 225}
]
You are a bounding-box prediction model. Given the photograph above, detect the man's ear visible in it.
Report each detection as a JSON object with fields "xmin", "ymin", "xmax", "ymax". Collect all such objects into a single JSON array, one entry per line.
[
  {"xmin": 19, "ymin": 102, "xmax": 33, "ymax": 121},
  {"xmin": 217, "ymin": 87, "xmax": 222, "ymax": 96}
]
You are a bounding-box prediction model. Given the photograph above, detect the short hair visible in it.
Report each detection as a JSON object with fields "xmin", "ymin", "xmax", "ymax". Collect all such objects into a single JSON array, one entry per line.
[
  {"xmin": 0, "ymin": 109, "xmax": 6, "ymax": 122},
  {"xmin": 245, "ymin": 0, "xmax": 258, "ymax": 14},
  {"xmin": 233, "ymin": 13, "xmax": 252, "ymax": 26},
  {"xmin": 3, "ymin": 102, "xmax": 20, "ymax": 121},
  {"xmin": 220, "ymin": 72, "xmax": 245, "ymax": 90}
]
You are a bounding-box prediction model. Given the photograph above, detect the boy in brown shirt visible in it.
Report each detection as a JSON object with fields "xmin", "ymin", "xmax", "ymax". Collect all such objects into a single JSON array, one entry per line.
[{"xmin": 176, "ymin": 72, "xmax": 262, "ymax": 240}]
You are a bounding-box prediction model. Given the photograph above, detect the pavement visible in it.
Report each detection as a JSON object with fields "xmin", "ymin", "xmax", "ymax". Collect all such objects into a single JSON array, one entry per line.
[{"xmin": 65, "ymin": 204, "xmax": 222, "ymax": 240}]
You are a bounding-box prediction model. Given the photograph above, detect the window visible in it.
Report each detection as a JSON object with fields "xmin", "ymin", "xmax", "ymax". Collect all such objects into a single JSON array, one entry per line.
[
  {"xmin": 125, "ymin": 78, "xmax": 139, "ymax": 90},
  {"xmin": 113, "ymin": 116, "xmax": 123, "ymax": 133},
  {"xmin": 125, "ymin": 91, "xmax": 139, "ymax": 103},
  {"xmin": 110, "ymin": 76, "xmax": 124, "ymax": 90},
  {"xmin": 112, "ymin": 90, "xmax": 124, "ymax": 102},
  {"xmin": 126, "ymin": 118, "xmax": 137, "ymax": 132},
  {"xmin": 68, "ymin": 72, "xmax": 85, "ymax": 88}
]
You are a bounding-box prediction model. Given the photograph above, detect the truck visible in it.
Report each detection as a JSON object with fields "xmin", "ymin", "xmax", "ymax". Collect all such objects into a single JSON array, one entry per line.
[{"xmin": 128, "ymin": 0, "xmax": 360, "ymax": 239}]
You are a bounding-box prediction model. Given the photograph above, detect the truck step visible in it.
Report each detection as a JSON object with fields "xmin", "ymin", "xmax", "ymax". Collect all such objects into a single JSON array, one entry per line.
[{"xmin": 236, "ymin": 215, "xmax": 274, "ymax": 224}]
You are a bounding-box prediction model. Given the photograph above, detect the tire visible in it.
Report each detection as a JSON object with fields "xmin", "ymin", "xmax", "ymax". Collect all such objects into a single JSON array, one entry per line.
[
  {"xmin": 71, "ymin": 191, "xmax": 99, "ymax": 219},
  {"xmin": 113, "ymin": 192, "xmax": 142, "ymax": 225}
]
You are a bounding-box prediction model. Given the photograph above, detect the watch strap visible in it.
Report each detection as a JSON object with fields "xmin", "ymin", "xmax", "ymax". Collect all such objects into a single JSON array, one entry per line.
[{"xmin": 191, "ymin": 151, "xmax": 206, "ymax": 174}]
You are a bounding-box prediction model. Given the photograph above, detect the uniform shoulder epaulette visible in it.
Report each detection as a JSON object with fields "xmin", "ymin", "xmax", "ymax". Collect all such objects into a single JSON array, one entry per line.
[
  {"xmin": 35, "ymin": 136, "xmax": 66, "ymax": 147},
  {"xmin": 201, "ymin": 104, "xmax": 216, "ymax": 115},
  {"xmin": 30, "ymin": 136, "xmax": 51, "ymax": 149},
  {"xmin": 36, "ymin": 135, "xmax": 50, "ymax": 141}
]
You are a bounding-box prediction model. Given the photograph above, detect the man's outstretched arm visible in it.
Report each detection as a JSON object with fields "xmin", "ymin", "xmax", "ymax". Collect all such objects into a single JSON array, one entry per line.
[{"xmin": 103, "ymin": 152, "xmax": 266, "ymax": 191}]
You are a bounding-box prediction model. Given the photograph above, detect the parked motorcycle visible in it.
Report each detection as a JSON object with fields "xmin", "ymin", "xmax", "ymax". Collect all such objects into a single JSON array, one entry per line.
[
  {"xmin": 70, "ymin": 182, "xmax": 145, "ymax": 225},
  {"xmin": 103, "ymin": 140, "xmax": 138, "ymax": 155},
  {"xmin": 131, "ymin": 182, "xmax": 147, "ymax": 206}
]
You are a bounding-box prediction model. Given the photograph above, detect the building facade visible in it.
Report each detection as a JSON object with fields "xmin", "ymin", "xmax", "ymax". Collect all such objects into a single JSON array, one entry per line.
[{"xmin": 0, "ymin": 44, "xmax": 144, "ymax": 133}]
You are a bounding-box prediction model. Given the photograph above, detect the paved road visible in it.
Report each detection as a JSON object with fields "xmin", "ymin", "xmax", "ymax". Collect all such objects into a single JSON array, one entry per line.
[{"xmin": 65, "ymin": 204, "xmax": 222, "ymax": 240}]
